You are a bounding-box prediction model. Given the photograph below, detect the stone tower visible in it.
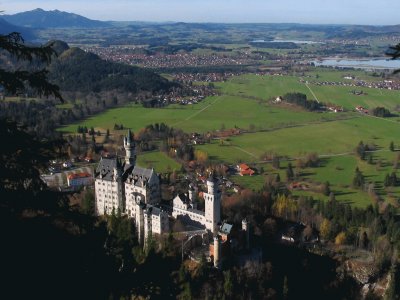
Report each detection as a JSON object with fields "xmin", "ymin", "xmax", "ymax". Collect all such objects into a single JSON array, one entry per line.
[
  {"xmin": 204, "ymin": 174, "xmax": 221, "ymax": 233},
  {"xmin": 124, "ymin": 129, "xmax": 136, "ymax": 166},
  {"xmin": 113, "ymin": 158, "xmax": 125, "ymax": 211}
]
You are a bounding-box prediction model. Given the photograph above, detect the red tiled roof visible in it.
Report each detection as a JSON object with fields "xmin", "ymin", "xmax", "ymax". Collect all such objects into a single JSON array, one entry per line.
[
  {"xmin": 240, "ymin": 169, "xmax": 255, "ymax": 176},
  {"xmin": 239, "ymin": 163, "xmax": 250, "ymax": 170},
  {"xmin": 68, "ymin": 172, "xmax": 91, "ymax": 180}
]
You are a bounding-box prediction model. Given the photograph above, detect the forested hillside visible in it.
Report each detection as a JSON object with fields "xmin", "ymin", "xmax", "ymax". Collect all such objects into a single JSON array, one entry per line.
[
  {"xmin": 0, "ymin": 40, "xmax": 178, "ymax": 138},
  {"xmin": 48, "ymin": 45, "xmax": 174, "ymax": 94}
]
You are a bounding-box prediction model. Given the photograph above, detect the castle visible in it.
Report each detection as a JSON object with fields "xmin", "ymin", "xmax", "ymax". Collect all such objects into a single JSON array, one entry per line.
[{"xmin": 95, "ymin": 130, "xmax": 221, "ymax": 243}]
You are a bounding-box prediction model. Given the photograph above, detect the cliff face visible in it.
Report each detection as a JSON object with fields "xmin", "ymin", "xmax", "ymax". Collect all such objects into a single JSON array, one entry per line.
[{"xmin": 345, "ymin": 259, "xmax": 390, "ymax": 298}]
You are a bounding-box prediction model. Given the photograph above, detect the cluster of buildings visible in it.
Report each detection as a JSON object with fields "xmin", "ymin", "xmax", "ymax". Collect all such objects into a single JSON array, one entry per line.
[
  {"xmin": 85, "ymin": 46, "xmax": 251, "ymax": 69},
  {"xmin": 94, "ymin": 130, "xmax": 224, "ymax": 246},
  {"xmin": 306, "ymin": 78, "xmax": 400, "ymax": 91},
  {"xmin": 172, "ymin": 72, "xmax": 240, "ymax": 83},
  {"xmin": 355, "ymin": 106, "xmax": 369, "ymax": 114}
]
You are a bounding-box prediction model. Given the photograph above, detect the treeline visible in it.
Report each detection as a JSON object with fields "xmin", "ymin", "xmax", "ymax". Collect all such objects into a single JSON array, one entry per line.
[
  {"xmin": 136, "ymin": 123, "xmax": 196, "ymax": 161},
  {"xmin": 372, "ymin": 106, "xmax": 392, "ymax": 118},
  {"xmin": 283, "ymin": 92, "xmax": 322, "ymax": 111},
  {"xmin": 0, "ymin": 90, "xmax": 136, "ymax": 138}
]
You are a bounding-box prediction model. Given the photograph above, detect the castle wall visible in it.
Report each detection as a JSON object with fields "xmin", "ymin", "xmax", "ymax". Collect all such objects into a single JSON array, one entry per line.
[{"xmin": 95, "ymin": 178, "xmax": 123, "ymax": 215}]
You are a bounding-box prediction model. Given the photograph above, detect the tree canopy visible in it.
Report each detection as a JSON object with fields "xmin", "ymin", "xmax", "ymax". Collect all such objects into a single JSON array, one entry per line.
[{"xmin": 0, "ymin": 32, "xmax": 62, "ymax": 100}]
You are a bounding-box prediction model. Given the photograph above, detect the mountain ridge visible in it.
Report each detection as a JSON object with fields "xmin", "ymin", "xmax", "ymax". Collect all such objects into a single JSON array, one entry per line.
[{"xmin": 2, "ymin": 8, "xmax": 111, "ymax": 29}]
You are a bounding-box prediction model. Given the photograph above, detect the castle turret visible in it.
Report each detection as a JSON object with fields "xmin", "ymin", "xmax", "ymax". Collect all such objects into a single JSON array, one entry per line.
[
  {"xmin": 113, "ymin": 158, "xmax": 122, "ymax": 181},
  {"xmin": 206, "ymin": 174, "xmax": 216, "ymax": 194},
  {"xmin": 213, "ymin": 235, "xmax": 221, "ymax": 268},
  {"xmin": 124, "ymin": 129, "xmax": 136, "ymax": 166},
  {"xmin": 204, "ymin": 174, "xmax": 221, "ymax": 233}
]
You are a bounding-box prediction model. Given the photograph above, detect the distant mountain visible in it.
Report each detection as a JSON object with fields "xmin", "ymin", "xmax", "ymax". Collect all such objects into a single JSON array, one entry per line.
[
  {"xmin": 0, "ymin": 18, "xmax": 35, "ymax": 40},
  {"xmin": 2, "ymin": 8, "xmax": 111, "ymax": 28},
  {"xmin": 47, "ymin": 41, "xmax": 176, "ymax": 94}
]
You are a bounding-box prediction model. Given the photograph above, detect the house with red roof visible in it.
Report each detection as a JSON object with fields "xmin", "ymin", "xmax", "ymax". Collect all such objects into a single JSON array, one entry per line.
[
  {"xmin": 67, "ymin": 172, "xmax": 93, "ymax": 188},
  {"xmin": 237, "ymin": 163, "xmax": 255, "ymax": 176}
]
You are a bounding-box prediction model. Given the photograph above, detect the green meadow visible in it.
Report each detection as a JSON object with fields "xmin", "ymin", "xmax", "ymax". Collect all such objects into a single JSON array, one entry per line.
[
  {"xmin": 136, "ymin": 151, "xmax": 181, "ymax": 173},
  {"xmin": 60, "ymin": 70, "xmax": 400, "ymax": 207},
  {"xmin": 60, "ymin": 95, "xmax": 348, "ymax": 134},
  {"xmin": 197, "ymin": 116, "xmax": 400, "ymax": 161}
]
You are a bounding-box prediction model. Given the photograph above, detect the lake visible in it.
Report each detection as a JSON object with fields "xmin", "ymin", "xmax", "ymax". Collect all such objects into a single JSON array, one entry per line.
[{"xmin": 313, "ymin": 58, "xmax": 400, "ymax": 70}]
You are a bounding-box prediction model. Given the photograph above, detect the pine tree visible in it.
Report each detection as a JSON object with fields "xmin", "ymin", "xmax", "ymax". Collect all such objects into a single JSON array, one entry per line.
[
  {"xmin": 368, "ymin": 155, "xmax": 374, "ymax": 165},
  {"xmin": 384, "ymin": 174, "xmax": 391, "ymax": 187},
  {"xmin": 224, "ymin": 270, "xmax": 234, "ymax": 297},
  {"xmin": 356, "ymin": 141, "xmax": 366, "ymax": 160},
  {"xmin": 390, "ymin": 141, "xmax": 395, "ymax": 152},
  {"xmin": 352, "ymin": 167, "xmax": 365, "ymax": 188},
  {"xmin": 283, "ymin": 275, "xmax": 289, "ymax": 299},
  {"xmin": 390, "ymin": 172, "xmax": 398, "ymax": 186},
  {"xmin": 323, "ymin": 181, "xmax": 331, "ymax": 196},
  {"xmin": 0, "ymin": 32, "xmax": 62, "ymax": 100},
  {"xmin": 276, "ymin": 173, "xmax": 281, "ymax": 183},
  {"xmin": 286, "ymin": 163, "xmax": 294, "ymax": 181}
]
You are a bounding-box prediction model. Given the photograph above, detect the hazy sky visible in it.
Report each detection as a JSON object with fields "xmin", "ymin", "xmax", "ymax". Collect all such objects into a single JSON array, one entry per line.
[{"xmin": 2, "ymin": 0, "xmax": 400, "ymax": 25}]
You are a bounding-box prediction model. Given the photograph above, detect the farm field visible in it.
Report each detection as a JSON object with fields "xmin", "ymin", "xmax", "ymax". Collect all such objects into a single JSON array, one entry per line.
[
  {"xmin": 60, "ymin": 70, "xmax": 399, "ymax": 135},
  {"xmin": 60, "ymin": 69, "xmax": 400, "ymax": 207},
  {"xmin": 59, "ymin": 95, "xmax": 348, "ymax": 134},
  {"xmin": 197, "ymin": 116, "xmax": 400, "ymax": 161}
]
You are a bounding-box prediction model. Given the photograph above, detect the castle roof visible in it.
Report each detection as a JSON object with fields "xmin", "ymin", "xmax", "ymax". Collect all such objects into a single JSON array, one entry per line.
[
  {"xmin": 95, "ymin": 157, "xmax": 120, "ymax": 181},
  {"xmin": 132, "ymin": 166, "xmax": 154, "ymax": 178},
  {"xmin": 126, "ymin": 166, "xmax": 158, "ymax": 187}
]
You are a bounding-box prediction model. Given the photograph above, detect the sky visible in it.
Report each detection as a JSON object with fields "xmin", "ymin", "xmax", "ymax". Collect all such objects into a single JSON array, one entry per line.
[{"xmin": 2, "ymin": 0, "xmax": 400, "ymax": 25}]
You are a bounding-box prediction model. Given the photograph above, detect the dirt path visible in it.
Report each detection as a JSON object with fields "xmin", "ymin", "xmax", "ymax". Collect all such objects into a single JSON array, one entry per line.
[
  {"xmin": 305, "ymin": 83, "xmax": 320, "ymax": 103},
  {"xmin": 172, "ymin": 97, "xmax": 220, "ymax": 127}
]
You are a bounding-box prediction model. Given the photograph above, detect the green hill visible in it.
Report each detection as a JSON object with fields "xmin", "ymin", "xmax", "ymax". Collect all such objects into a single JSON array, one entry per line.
[
  {"xmin": 48, "ymin": 42, "xmax": 176, "ymax": 94},
  {"xmin": 3, "ymin": 8, "xmax": 110, "ymax": 28}
]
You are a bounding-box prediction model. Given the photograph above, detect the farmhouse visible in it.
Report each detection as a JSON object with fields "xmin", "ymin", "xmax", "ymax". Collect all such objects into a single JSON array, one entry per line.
[
  {"xmin": 67, "ymin": 172, "xmax": 93, "ymax": 188},
  {"xmin": 237, "ymin": 163, "xmax": 255, "ymax": 176}
]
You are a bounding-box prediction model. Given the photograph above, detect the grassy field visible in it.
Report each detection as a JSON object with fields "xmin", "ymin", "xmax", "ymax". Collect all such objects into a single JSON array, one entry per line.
[
  {"xmin": 136, "ymin": 151, "xmax": 181, "ymax": 173},
  {"xmin": 61, "ymin": 71, "xmax": 399, "ymax": 134},
  {"xmin": 197, "ymin": 116, "xmax": 400, "ymax": 161},
  {"xmin": 60, "ymin": 70, "xmax": 400, "ymax": 207},
  {"xmin": 59, "ymin": 95, "xmax": 348, "ymax": 134}
]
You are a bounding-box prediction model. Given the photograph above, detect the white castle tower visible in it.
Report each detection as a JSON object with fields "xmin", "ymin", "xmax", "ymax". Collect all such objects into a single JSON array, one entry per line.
[
  {"xmin": 204, "ymin": 173, "xmax": 221, "ymax": 233},
  {"xmin": 123, "ymin": 129, "xmax": 136, "ymax": 166}
]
